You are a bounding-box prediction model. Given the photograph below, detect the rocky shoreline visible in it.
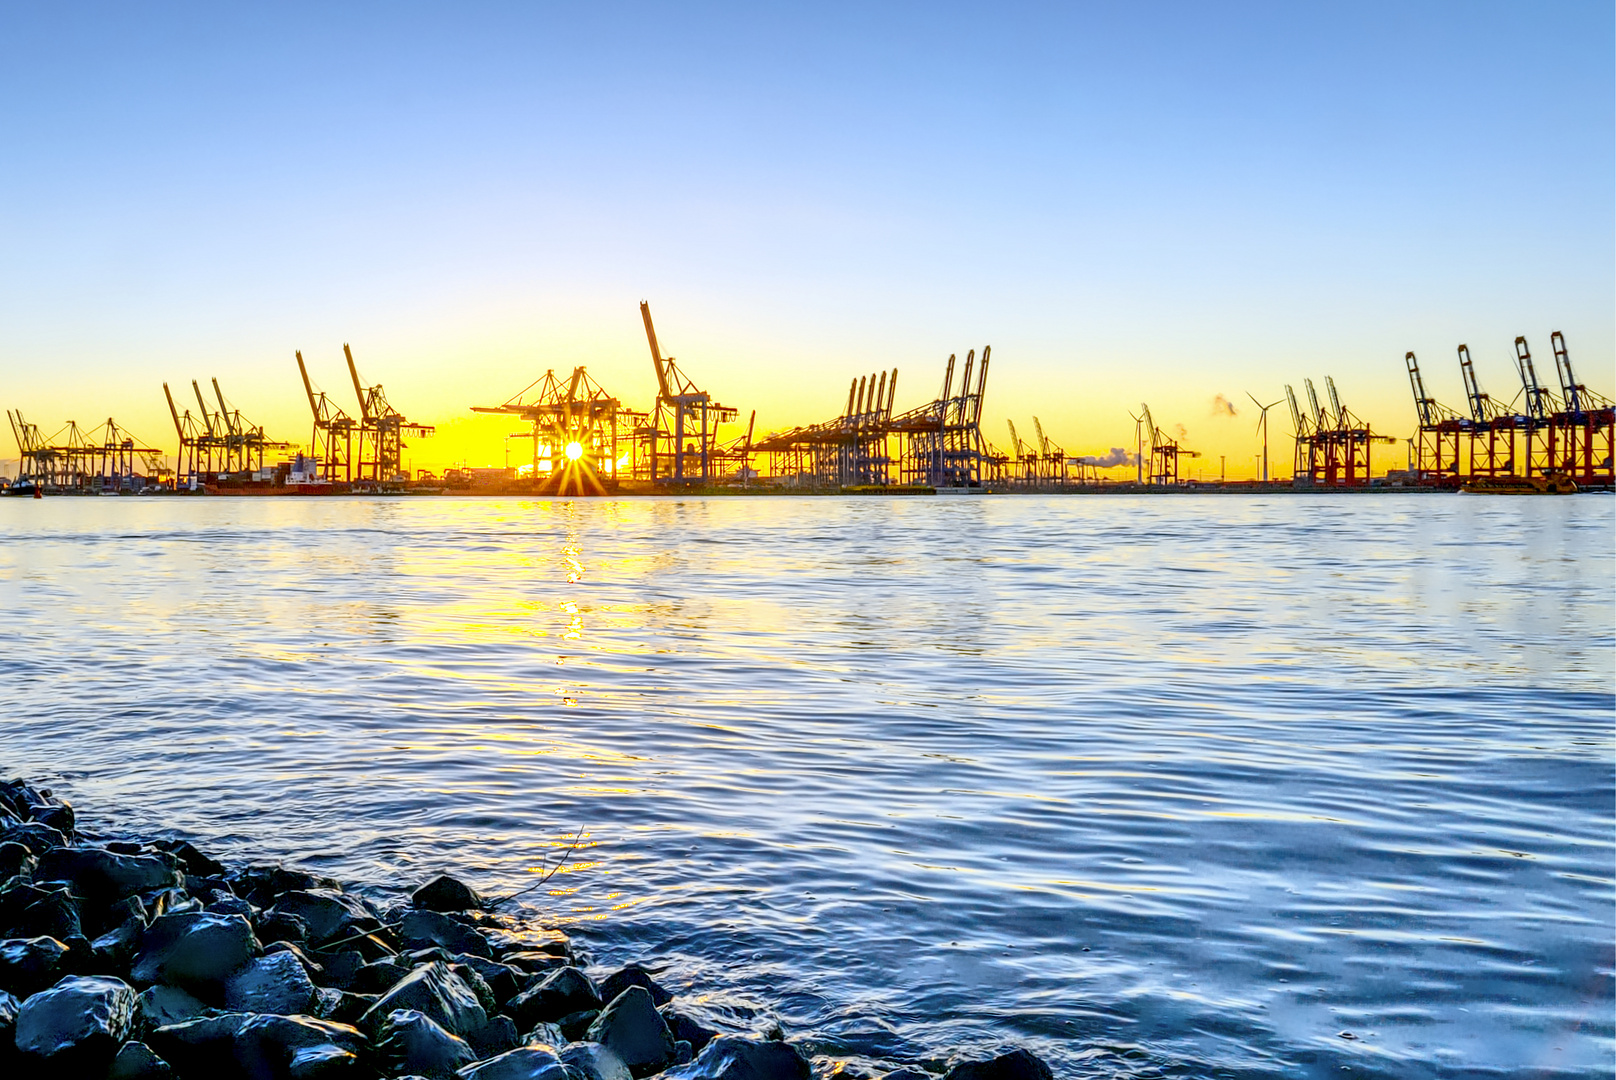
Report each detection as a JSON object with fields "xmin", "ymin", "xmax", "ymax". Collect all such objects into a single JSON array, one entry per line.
[{"xmin": 0, "ymin": 779, "xmax": 1056, "ymax": 1080}]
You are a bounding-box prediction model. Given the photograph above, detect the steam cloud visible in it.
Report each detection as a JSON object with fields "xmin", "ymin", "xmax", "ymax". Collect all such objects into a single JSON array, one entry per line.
[
  {"xmin": 1077, "ymin": 447, "xmax": 1138, "ymax": 468},
  {"xmin": 1212, "ymin": 394, "xmax": 1238, "ymax": 417}
]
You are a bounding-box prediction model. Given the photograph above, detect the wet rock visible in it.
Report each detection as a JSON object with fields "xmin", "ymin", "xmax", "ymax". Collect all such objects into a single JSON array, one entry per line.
[
  {"xmin": 234, "ymin": 1012, "xmax": 366, "ymax": 1079},
  {"xmin": 510, "ymin": 966, "xmax": 602, "ymax": 1029},
  {"xmin": 108, "ymin": 1040, "xmax": 176, "ymax": 1079},
  {"xmin": 451, "ymin": 960, "xmax": 499, "ymax": 1015},
  {"xmin": 455, "ymin": 953, "xmax": 523, "ymax": 1005},
  {"xmin": 264, "ymin": 940, "xmax": 325, "ymax": 977},
  {"xmin": 502, "ymin": 951, "xmax": 570, "ymax": 976},
  {"xmin": 318, "ymin": 989, "xmax": 375, "ymax": 1026},
  {"xmin": 0, "ymin": 821, "xmax": 68, "ymax": 855},
  {"xmin": 0, "ymin": 841, "xmax": 35, "ymax": 879},
  {"xmin": 562, "ymin": 1040, "xmax": 633, "ymax": 1080},
  {"xmin": 205, "ymin": 891, "xmax": 256, "ymax": 919},
  {"xmin": 400, "ymin": 909, "xmax": 494, "ymax": 959},
  {"xmin": 233, "ymin": 865, "xmax": 327, "ymax": 908},
  {"xmin": 598, "ymin": 965, "xmax": 672, "ymax": 1008},
  {"xmin": 881, "ymin": 1070, "xmax": 933, "ymax": 1080},
  {"xmin": 659, "ymin": 1007, "xmax": 719, "ymax": 1055},
  {"xmin": 525, "ymin": 1021, "xmax": 567, "ymax": 1047},
  {"xmin": 8, "ymin": 884, "xmax": 83, "ymax": 940},
  {"xmin": 225, "ymin": 950, "xmax": 318, "ymax": 1014},
  {"xmin": 92, "ymin": 914, "xmax": 148, "ymax": 972},
  {"xmin": 940, "ymin": 1049, "xmax": 1054, "ymax": 1080},
  {"xmin": 154, "ymin": 840, "xmax": 226, "ymax": 878},
  {"xmin": 375, "ymin": 1007, "xmax": 477, "ymax": 1079},
  {"xmin": 472, "ymin": 1012, "xmax": 520, "ymax": 1057},
  {"xmin": 137, "ymin": 983, "xmax": 210, "ymax": 1030},
  {"xmin": 413, "ymin": 875, "xmax": 481, "ymax": 912},
  {"xmin": 36, "ymin": 847, "xmax": 181, "ymax": 903},
  {"xmin": 586, "ymin": 986, "xmax": 676, "ymax": 1078},
  {"xmin": 359, "ymin": 961, "xmax": 490, "ymax": 1043},
  {"xmin": 133, "ymin": 911, "xmax": 261, "ymax": 997},
  {"xmin": 312, "ymin": 949, "xmax": 365, "ymax": 991},
  {"xmin": 0, "ymin": 935, "xmax": 69, "ymax": 996},
  {"xmin": 256, "ymin": 910, "xmax": 310, "ymax": 946},
  {"xmin": 457, "ymin": 1044, "xmax": 575, "ymax": 1080},
  {"xmin": 268, "ymin": 889, "xmax": 377, "ymax": 947},
  {"xmin": 0, "ymin": 987, "xmax": 18, "ymax": 1051},
  {"xmin": 557, "ymin": 1008, "xmax": 600, "ymax": 1042},
  {"xmin": 147, "ymin": 887, "xmax": 203, "ymax": 920},
  {"xmin": 147, "ymin": 1012, "xmax": 253, "ymax": 1076},
  {"xmin": 14, "ymin": 974, "xmax": 137, "ymax": 1069},
  {"xmin": 356, "ymin": 956, "xmax": 413, "ymax": 993},
  {"xmin": 660, "ymin": 1035, "xmax": 810, "ymax": 1080}
]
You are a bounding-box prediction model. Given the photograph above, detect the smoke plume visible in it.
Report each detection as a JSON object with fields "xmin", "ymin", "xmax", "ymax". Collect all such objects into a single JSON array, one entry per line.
[
  {"xmin": 1212, "ymin": 394, "xmax": 1238, "ymax": 417},
  {"xmin": 1077, "ymin": 447, "xmax": 1138, "ymax": 468},
  {"xmin": 1174, "ymin": 423, "xmax": 1189, "ymax": 440}
]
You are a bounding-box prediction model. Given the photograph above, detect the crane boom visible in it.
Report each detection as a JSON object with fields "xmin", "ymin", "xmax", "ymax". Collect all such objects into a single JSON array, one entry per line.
[
  {"xmin": 162, "ymin": 383, "xmax": 185, "ymax": 438},
  {"xmin": 1325, "ymin": 376, "xmax": 1345, "ymax": 430},
  {"xmin": 1457, "ymin": 344, "xmax": 1495, "ymax": 422},
  {"xmin": 212, "ymin": 378, "xmax": 237, "ymax": 437},
  {"xmin": 1552, "ymin": 331, "xmax": 1583, "ymax": 413},
  {"xmin": 1514, "ymin": 337, "xmax": 1551, "ymax": 421},
  {"xmin": 1406, "ymin": 352, "xmax": 1439, "ymax": 427},
  {"xmin": 1285, "ymin": 385, "xmax": 1306, "ymax": 434},
  {"xmin": 192, "ymin": 381, "xmax": 216, "ymax": 437},
  {"xmin": 640, "ymin": 301, "xmax": 674, "ymax": 400},
  {"xmin": 344, "ymin": 345, "xmax": 371, "ymax": 422},
  {"xmin": 1304, "ymin": 379, "xmax": 1326, "ymax": 429}
]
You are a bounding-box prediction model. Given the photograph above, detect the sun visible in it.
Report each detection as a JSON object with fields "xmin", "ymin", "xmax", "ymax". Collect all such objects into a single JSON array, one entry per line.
[{"xmin": 564, "ymin": 441, "xmax": 584, "ymax": 461}]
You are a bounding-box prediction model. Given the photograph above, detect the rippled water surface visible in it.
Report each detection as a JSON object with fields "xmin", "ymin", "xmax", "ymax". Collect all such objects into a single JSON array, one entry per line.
[{"xmin": 1, "ymin": 494, "xmax": 1611, "ymax": 1078}]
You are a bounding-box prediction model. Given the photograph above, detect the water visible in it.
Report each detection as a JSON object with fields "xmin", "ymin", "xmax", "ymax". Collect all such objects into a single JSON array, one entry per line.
[{"xmin": 0, "ymin": 494, "xmax": 1611, "ymax": 1079}]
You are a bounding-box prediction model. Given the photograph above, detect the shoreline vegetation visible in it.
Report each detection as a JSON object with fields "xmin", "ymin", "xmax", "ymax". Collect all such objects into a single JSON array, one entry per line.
[{"xmin": 0, "ymin": 778, "xmax": 1055, "ymax": 1080}]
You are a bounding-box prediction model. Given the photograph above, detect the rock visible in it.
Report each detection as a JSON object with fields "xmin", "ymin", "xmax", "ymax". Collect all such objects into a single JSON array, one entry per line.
[
  {"xmin": 91, "ymin": 914, "xmax": 148, "ymax": 971},
  {"xmin": 137, "ymin": 983, "xmax": 210, "ymax": 1030},
  {"xmin": 10, "ymin": 885, "xmax": 83, "ymax": 940},
  {"xmin": 598, "ymin": 965, "xmax": 672, "ymax": 1008},
  {"xmin": 562, "ymin": 1040, "xmax": 633, "ymax": 1080},
  {"xmin": 14, "ymin": 974, "xmax": 137, "ymax": 1069},
  {"xmin": 234, "ymin": 1013, "xmax": 367, "ymax": 1080},
  {"xmin": 472, "ymin": 1012, "xmax": 520, "ymax": 1057},
  {"xmin": 659, "ymin": 1007, "xmax": 719, "ymax": 1055},
  {"xmin": 321, "ymin": 989, "xmax": 376, "ymax": 1026},
  {"xmin": 155, "ymin": 840, "xmax": 226, "ymax": 877},
  {"xmin": 456, "ymin": 1044, "xmax": 575, "ymax": 1080},
  {"xmin": 133, "ymin": 911, "xmax": 261, "ymax": 998},
  {"xmin": 0, "ymin": 987, "xmax": 18, "ymax": 1046},
  {"xmin": 454, "ymin": 952, "xmax": 524, "ymax": 1004},
  {"xmin": 375, "ymin": 1007, "xmax": 477, "ymax": 1079},
  {"xmin": 205, "ymin": 892, "xmax": 256, "ymax": 919},
  {"xmin": 313, "ymin": 949, "xmax": 365, "ymax": 991},
  {"xmin": 225, "ymin": 950, "xmax": 318, "ymax": 1014},
  {"xmin": 400, "ymin": 909, "xmax": 494, "ymax": 959},
  {"xmin": 586, "ymin": 986, "xmax": 676, "ymax": 1078},
  {"xmin": 525, "ymin": 1021, "xmax": 567, "ymax": 1047},
  {"xmin": 660, "ymin": 1035, "xmax": 810, "ymax": 1080},
  {"xmin": 108, "ymin": 1040, "xmax": 176, "ymax": 1079},
  {"xmin": 413, "ymin": 875, "xmax": 482, "ymax": 912},
  {"xmin": 941, "ymin": 1050, "xmax": 1054, "ymax": 1080},
  {"xmin": 264, "ymin": 940, "xmax": 325, "ymax": 978},
  {"xmin": 36, "ymin": 847, "xmax": 181, "ymax": 902},
  {"xmin": 147, "ymin": 1012, "xmax": 253, "ymax": 1076},
  {"xmin": 267, "ymin": 890, "xmax": 377, "ymax": 947},
  {"xmin": 356, "ymin": 956, "xmax": 413, "ymax": 994},
  {"xmin": 501, "ymin": 951, "xmax": 570, "ymax": 976},
  {"xmin": 557, "ymin": 1008, "xmax": 599, "ymax": 1042},
  {"xmin": 0, "ymin": 935, "xmax": 69, "ymax": 996},
  {"xmin": 255, "ymin": 910, "xmax": 309, "ymax": 946},
  {"xmin": 232, "ymin": 865, "xmax": 327, "ymax": 908},
  {"xmin": 882, "ymin": 1070, "xmax": 933, "ymax": 1080},
  {"xmin": 0, "ymin": 821, "xmax": 68, "ymax": 855},
  {"xmin": 450, "ymin": 961, "xmax": 499, "ymax": 1016},
  {"xmin": 147, "ymin": 887, "xmax": 202, "ymax": 920},
  {"xmin": 359, "ymin": 961, "xmax": 490, "ymax": 1043},
  {"xmin": 0, "ymin": 841, "xmax": 34, "ymax": 879},
  {"xmin": 510, "ymin": 966, "xmax": 603, "ymax": 1029}
]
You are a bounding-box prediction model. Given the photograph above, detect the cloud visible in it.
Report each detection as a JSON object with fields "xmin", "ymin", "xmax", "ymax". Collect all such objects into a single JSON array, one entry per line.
[
  {"xmin": 1212, "ymin": 394, "xmax": 1238, "ymax": 417},
  {"xmin": 1174, "ymin": 423, "xmax": 1189, "ymax": 440},
  {"xmin": 1077, "ymin": 447, "xmax": 1138, "ymax": 468}
]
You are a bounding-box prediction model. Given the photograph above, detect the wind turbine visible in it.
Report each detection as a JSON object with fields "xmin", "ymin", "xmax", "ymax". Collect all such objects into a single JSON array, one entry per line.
[
  {"xmin": 1246, "ymin": 393, "xmax": 1283, "ymax": 483},
  {"xmin": 1128, "ymin": 410, "xmax": 1145, "ymax": 484}
]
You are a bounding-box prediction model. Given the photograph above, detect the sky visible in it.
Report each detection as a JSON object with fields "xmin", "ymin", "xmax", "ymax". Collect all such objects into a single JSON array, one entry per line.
[{"xmin": 2, "ymin": 1, "xmax": 1611, "ymax": 478}]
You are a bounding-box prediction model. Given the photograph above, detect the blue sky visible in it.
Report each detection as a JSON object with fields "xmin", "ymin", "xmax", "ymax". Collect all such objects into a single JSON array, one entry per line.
[{"xmin": 2, "ymin": 2, "xmax": 1611, "ymax": 474}]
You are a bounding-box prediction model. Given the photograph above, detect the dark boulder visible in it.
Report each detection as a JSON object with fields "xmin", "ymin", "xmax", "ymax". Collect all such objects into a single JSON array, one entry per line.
[
  {"xmin": 3, "ymin": 883, "xmax": 84, "ymax": 941},
  {"xmin": 400, "ymin": 909, "xmax": 493, "ymax": 959},
  {"xmin": 0, "ymin": 935, "xmax": 69, "ymax": 996},
  {"xmin": 0, "ymin": 841, "xmax": 34, "ymax": 880},
  {"xmin": 359, "ymin": 961, "xmax": 490, "ymax": 1043},
  {"xmin": 413, "ymin": 875, "xmax": 481, "ymax": 912},
  {"xmin": 255, "ymin": 910, "xmax": 309, "ymax": 946},
  {"xmin": 557, "ymin": 1008, "xmax": 600, "ymax": 1042},
  {"xmin": 659, "ymin": 1006, "xmax": 719, "ymax": 1055},
  {"xmin": 154, "ymin": 840, "xmax": 226, "ymax": 878},
  {"xmin": 501, "ymin": 951, "xmax": 569, "ymax": 976},
  {"xmin": 456, "ymin": 1044, "xmax": 576, "ymax": 1080},
  {"xmin": 509, "ymin": 966, "xmax": 602, "ymax": 1030},
  {"xmin": 137, "ymin": 983, "xmax": 210, "ymax": 1030},
  {"xmin": 374, "ymin": 1007, "xmax": 477, "ymax": 1079},
  {"xmin": 454, "ymin": 953, "xmax": 523, "ymax": 1005},
  {"xmin": 941, "ymin": 1050, "xmax": 1054, "ymax": 1080},
  {"xmin": 471, "ymin": 1012, "xmax": 520, "ymax": 1058},
  {"xmin": 523, "ymin": 1021, "xmax": 566, "ymax": 1047},
  {"xmin": 267, "ymin": 890, "xmax": 376, "ymax": 947},
  {"xmin": 0, "ymin": 987, "xmax": 18, "ymax": 1049},
  {"xmin": 91, "ymin": 914, "xmax": 149, "ymax": 972},
  {"xmin": 561, "ymin": 1041, "xmax": 633, "ymax": 1080},
  {"xmin": 132, "ymin": 911, "xmax": 261, "ymax": 998},
  {"xmin": 224, "ymin": 950, "xmax": 319, "ymax": 1015},
  {"xmin": 355, "ymin": 956, "xmax": 413, "ymax": 994},
  {"xmin": 598, "ymin": 965, "xmax": 672, "ymax": 1008},
  {"xmin": 586, "ymin": 986, "xmax": 676, "ymax": 1078},
  {"xmin": 234, "ymin": 1012, "xmax": 366, "ymax": 1080},
  {"xmin": 36, "ymin": 847, "xmax": 181, "ymax": 903},
  {"xmin": 147, "ymin": 1012, "xmax": 253, "ymax": 1076},
  {"xmin": 108, "ymin": 1040, "xmax": 176, "ymax": 1079},
  {"xmin": 14, "ymin": 973, "xmax": 137, "ymax": 1070},
  {"xmin": 659, "ymin": 1035, "xmax": 810, "ymax": 1080},
  {"xmin": 0, "ymin": 821, "xmax": 68, "ymax": 855}
]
